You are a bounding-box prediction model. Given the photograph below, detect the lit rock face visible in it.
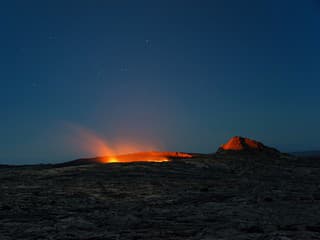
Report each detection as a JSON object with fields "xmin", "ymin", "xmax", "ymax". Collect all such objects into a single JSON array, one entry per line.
[
  {"xmin": 220, "ymin": 136, "xmax": 265, "ymax": 151},
  {"xmin": 217, "ymin": 136, "xmax": 279, "ymax": 154}
]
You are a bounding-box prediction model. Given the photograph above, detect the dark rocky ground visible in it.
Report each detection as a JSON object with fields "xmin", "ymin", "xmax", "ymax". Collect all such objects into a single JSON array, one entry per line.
[{"xmin": 1, "ymin": 155, "xmax": 320, "ymax": 240}]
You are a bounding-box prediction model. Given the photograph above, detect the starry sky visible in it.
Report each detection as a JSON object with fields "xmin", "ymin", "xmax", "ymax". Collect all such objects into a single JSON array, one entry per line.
[{"xmin": 1, "ymin": 0, "xmax": 320, "ymax": 164}]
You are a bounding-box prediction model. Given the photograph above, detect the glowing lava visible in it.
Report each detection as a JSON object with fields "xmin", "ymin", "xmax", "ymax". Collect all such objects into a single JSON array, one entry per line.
[
  {"xmin": 67, "ymin": 124, "xmax": 192, "ymax": 163},
  {"xmin": 100, "ymin": 151, "xmax": 192, "ymax": 163}
]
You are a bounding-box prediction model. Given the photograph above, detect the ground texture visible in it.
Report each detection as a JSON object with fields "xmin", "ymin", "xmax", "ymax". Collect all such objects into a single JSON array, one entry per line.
[{"xmin": 0, "ymin": 155, "xmax": 320, "ymax": 240}]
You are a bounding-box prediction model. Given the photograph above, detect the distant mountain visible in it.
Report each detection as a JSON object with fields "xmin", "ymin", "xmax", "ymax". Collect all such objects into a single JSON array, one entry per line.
[
  {"xmin": 0, "ymin": 164, "xmax": 11, "ymax": 168},
  {"xmin": 291, "ymin": 151, "xmax": 320, "ymax": 158}
]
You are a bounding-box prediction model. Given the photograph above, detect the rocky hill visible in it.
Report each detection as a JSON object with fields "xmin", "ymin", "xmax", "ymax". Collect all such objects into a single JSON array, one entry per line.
[{"xmin": 217, "ymin": 136, "xmax": 281, "ymax": 156}]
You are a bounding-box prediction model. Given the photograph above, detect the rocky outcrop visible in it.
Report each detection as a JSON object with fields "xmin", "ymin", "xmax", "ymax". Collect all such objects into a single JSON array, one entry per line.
[{"xmin": 217, "ymin": 136, "xmax": 280, "ymax": 155}]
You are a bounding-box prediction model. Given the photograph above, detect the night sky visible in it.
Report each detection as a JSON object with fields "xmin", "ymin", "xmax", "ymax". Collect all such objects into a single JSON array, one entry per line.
[{"xmin": 1, "ymin": 0, "xmax": 319, "ymax": 164}]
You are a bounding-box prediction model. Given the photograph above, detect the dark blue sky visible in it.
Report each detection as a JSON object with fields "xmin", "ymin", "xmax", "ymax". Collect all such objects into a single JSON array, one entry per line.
[{"xmin": 1, "ymin": 0, "xmax": 319, "ymax": 164}]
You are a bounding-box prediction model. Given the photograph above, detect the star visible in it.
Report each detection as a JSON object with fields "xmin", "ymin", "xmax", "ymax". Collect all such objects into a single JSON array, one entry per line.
[
  {"xmin": 32, "ymin": 81, "xmax": 38, "ymax": 88},
  {"xmin": 120, "ymin": 64, "xmax": 129, "ymax": 72},
  {"xmin": 145, "ymin": 39, "xmax": 151, "ymax": 48}
]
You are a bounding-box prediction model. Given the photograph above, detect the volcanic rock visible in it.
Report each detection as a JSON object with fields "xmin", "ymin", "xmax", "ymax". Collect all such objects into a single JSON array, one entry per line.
[
  {"xmin": 1, "ymin": 154, "xmax": 320, "ymax": 239},
  {"xmin": 60, "ymin": 151, "xmax": 200, "ymax": 166},
  {"xmin": 217, "ymin": 136, "xmax": 280, "ymax": 155}
]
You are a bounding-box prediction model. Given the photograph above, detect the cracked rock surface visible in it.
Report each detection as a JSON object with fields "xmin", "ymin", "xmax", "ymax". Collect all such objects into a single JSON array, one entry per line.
[{"xmin": 0, "ymin": 156, "xmax": 320, "ymax": 240}]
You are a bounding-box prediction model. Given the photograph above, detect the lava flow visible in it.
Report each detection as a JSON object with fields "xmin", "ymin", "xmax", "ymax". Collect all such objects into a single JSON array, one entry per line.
[
  {"xmin": 100, "ymin": 151, "xmax": 193, "ymax": 163},
  {"xmin": 68, "ymin": 125, "xmax": 193, "ymax": 163}
]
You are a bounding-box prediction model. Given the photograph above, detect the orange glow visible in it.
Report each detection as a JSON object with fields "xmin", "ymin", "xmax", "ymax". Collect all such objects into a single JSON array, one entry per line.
[
  {"xmin": 66, "ymin": 124, "xmax": 192, "ymax": 163},
  {"xmin": 100, "ymin": 151, "xmax": 192, "ymax": 163},
  {"xmin": 220, "ymin": 136, "xmax": 264, "ymax": 151}
]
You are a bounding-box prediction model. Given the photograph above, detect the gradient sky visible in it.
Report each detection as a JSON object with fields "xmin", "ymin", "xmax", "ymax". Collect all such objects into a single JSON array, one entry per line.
[{"xmin": 1, "ymin": 0, "xmax": 319, "ymax": 164}]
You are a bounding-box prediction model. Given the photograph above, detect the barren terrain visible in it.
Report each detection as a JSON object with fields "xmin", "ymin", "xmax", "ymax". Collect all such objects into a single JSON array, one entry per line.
[{"xmin": 1, "ymin": 154, "xmax": 320, "ymax": 240}]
